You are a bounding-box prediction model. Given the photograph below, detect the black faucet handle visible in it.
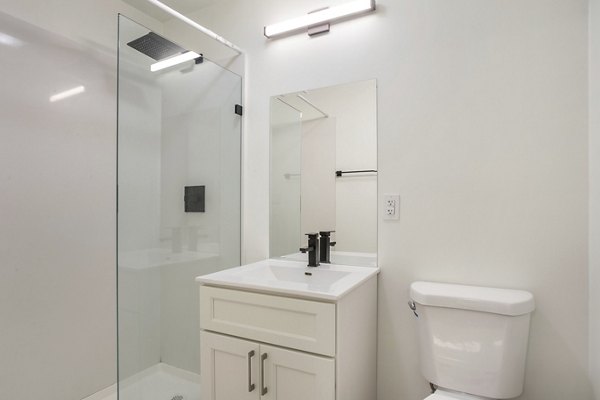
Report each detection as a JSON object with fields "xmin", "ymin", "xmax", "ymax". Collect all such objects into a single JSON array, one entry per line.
[
  {"xmin": 301, "ymin": 233, "xmax": 320, "ymax": 267},
  {"xmin": 330, "ymin": 241, "xmax": 336, "ymax": 247}
]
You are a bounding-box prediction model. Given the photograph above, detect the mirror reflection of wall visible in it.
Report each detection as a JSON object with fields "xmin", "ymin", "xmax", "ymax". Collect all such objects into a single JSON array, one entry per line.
[{"xmin": 270, "ymin": 80, "xmax": 377, "ymax": 267}]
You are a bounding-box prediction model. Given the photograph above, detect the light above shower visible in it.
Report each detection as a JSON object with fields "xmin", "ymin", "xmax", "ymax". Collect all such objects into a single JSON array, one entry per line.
[
  {"xmin": 150, "ymin": 51, "xmax": 201, "ymax": 72},
  {"xmin": 264, "ymin": 0, "xmax": 376, "ymax": 38},
  {"xmin": 49, "ymin": 86, "xmax": 85, "ymax": 103}
]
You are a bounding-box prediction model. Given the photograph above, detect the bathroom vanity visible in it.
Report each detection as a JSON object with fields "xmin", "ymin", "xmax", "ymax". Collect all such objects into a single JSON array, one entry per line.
[
  {"xmin": 196, "ymin": 79, "xmax": 381, "ymax": 400},
  {"xmin": 196, "ymin": 259, "xmax": 379, "ymax": 400}
]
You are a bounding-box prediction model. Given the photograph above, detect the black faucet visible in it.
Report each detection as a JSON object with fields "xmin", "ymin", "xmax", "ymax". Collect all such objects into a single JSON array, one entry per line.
[
  {"xmin": 299, "ymin": 233, "xmax": 320, "ymax": 267},
  {"xmin": 319, "ymin": 231, "xmax": 337, "ymax": 263}
]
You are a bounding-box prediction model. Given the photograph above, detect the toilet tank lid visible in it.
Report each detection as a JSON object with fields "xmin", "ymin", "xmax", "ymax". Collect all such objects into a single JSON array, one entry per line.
[{"xmin": 410, "ymin": 281, "xmax": 535, "ymax": 316}]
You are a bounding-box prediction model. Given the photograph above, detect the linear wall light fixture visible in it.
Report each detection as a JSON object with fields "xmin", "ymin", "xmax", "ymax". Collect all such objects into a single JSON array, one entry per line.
[{"xmin": 264, "ymin": 0, "xmax": 376, "ymax": 38}]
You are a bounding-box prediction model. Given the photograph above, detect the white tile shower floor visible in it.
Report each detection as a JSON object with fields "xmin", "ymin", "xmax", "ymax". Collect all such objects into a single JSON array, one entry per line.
[{"xmin": 84, "ymin": 363, "xmax": 200, "ymax": 400}]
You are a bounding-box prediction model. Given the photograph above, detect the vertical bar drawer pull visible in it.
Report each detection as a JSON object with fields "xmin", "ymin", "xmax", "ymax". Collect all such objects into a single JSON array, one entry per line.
[
  {"xmin": 260, "ymin": 353, "xmax": 268, "ymax": 395},
  {"xmin": 247, "ymin": 350, "xmax": 255, "ymax": 392}
]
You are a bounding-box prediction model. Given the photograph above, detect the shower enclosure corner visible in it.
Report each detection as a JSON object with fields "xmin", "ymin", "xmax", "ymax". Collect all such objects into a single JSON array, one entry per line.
[{"xmin": 117, "ymin": 15, "xmax": 241, "ymax": 400}]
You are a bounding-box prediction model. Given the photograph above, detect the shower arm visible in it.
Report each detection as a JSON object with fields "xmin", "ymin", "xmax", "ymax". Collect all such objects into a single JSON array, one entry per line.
[{"xmin": 145, "ymin": 0, "xmax": 243, "ymax": 55}]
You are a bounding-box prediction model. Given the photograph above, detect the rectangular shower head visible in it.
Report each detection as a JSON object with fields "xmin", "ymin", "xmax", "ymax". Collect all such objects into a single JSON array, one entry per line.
[{"xmin": 127, "ymin": 32, "xmax": 186, "ymax": 61}]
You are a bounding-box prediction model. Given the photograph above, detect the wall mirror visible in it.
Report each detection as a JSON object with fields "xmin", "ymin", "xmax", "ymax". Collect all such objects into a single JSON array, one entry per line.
[{"xmin": 269, "ymin": 80, "xmax": 377, "ymax": 267}]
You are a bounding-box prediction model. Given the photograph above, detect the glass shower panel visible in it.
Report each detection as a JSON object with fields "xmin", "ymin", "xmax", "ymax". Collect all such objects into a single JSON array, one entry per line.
[
  {"xmin": 269, "ymin": 98, "xmax": 303, "ymax": 257},
  {"xmin": 117, "ymin": 15, "xmax": 241, "ymax": 400}
]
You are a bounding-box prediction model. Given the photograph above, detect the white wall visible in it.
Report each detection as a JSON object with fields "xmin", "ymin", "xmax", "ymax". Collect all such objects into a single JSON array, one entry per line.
[
  {"xmin": 177, "ymin": 0, "xmax": 592, "ymax": 398},
  {"xmin": 0, "ymin": 2, "xmax": 161, "ymax": 400},
  {"xmin": 590, "ymin": 0, "xmax": 600, "ymax": 397}
]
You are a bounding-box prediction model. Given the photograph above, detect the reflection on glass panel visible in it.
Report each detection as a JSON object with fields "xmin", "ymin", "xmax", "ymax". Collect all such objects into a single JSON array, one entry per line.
[{"xmin": 118, "ymin": 15, "xmax": 241, "ymax": 400}]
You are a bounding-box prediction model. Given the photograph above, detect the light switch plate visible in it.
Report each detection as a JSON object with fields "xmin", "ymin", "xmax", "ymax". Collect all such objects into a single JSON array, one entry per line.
[{"xmin": 383, "ymin": 194, "xmax": 400, "ymax": 220}]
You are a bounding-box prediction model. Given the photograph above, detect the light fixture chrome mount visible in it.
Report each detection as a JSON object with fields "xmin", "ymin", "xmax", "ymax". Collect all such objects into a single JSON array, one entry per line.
[{"xmin": 264, "ymin": 0, "xmax": 376, "ymax": 39}]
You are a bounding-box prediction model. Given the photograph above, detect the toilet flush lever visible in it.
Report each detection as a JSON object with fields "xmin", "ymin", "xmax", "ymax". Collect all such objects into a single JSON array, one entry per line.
[{"xmin": 408, "ymin": 301, "xmax": 419, "ymax": 317}]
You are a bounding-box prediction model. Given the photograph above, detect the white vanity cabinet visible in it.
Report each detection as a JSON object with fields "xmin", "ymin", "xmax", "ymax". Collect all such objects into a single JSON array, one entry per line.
[{"xmin": 198, "ymin": 273, "xmax": 378, "ymax": 400}]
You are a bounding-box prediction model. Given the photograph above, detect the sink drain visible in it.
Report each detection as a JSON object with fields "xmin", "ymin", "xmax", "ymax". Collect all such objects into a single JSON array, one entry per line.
[{"xmin": 171, "ymin": 396, "xmax": 184, "ymax": 400}]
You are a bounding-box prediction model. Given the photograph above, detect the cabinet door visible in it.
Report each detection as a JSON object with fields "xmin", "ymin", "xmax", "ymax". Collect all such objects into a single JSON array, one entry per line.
[
  {"xmin": 201, "ymin": 331, "xmax": 260, "ymax": 400},
  {"xmin": 260, "ymin": 344, "xmax": 335, "ymax": 400}
]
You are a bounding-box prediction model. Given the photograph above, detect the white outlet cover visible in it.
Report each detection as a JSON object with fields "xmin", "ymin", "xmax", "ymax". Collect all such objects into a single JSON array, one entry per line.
[{"xmin": 383, "ymin": 194, "xmax": 400, "ymax": 220}]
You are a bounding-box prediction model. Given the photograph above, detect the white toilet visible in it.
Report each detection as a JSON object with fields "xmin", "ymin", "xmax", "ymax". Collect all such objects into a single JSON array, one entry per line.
[{"xmin": 409, "ymin": 281, "xmax": 535, "ymax": 400}]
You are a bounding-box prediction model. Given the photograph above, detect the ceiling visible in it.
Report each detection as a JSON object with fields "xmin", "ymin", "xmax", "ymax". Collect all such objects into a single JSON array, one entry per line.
[{"xmin": 123, "ymin": 0, "xmax": 222, "ymax": 22}]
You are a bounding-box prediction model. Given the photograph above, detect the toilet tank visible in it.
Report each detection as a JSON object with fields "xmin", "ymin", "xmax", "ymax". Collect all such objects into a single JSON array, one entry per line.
[{"xmin": 410, "ymin": 282, "xmax": 535, "ymax": 399}]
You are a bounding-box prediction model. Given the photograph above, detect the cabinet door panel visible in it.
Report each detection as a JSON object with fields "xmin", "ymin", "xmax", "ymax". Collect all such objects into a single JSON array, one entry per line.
[
  {"xmin": 201, "ymin": 331, "xmax": 260, "ymax": 400},
  {"xmin": 260, "ymin": 344, "xmax": 335, "ymax": 400}
]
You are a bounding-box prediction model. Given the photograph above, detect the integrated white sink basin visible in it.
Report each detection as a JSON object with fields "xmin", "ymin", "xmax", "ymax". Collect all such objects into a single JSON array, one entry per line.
[{"xmin": 196, "ymin": 259, "xmax": 379, "ymax": 300}]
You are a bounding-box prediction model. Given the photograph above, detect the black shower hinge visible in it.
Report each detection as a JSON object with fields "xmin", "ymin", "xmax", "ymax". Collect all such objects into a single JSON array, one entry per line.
[
  {"xmin": 235, "ymin": 104, "xmax": 243, "ymax": 116},
  {"xmin": 195, "ymin": 54, "xmax": 204, "ymax": 64}
]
